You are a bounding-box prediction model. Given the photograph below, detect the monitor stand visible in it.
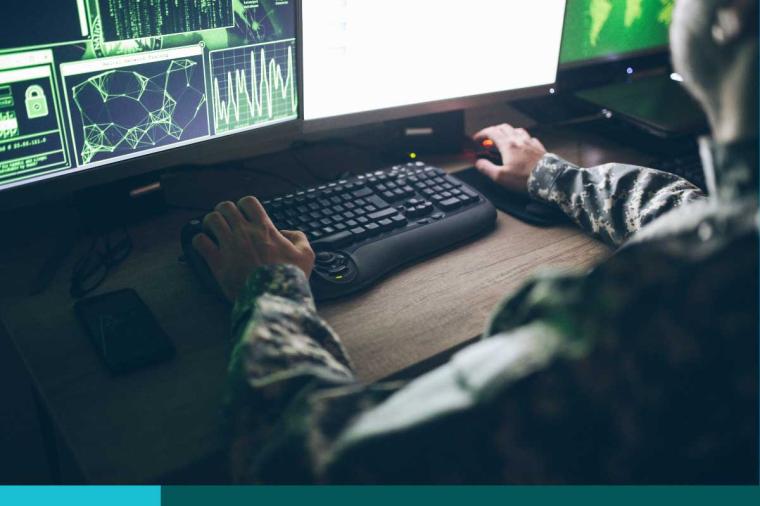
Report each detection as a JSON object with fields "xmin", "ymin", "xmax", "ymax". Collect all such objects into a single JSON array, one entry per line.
[
  {"xmin": 510, "ymin": 93, "xmax": 603, "ymax": 127},
  {"xmin": 72, "ymin": 175, "xmax": 168, "ymax": 234}
]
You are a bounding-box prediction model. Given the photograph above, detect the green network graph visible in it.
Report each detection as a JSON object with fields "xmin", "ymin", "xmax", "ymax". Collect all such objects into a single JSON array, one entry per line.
[
  {"xmin": 561, "ymin": 0, "xmax": 674, "ymax": 64},
  {"xmin": 72, "ymin": 59, "xmax": 207, "ymax": 164},
  {"xmin": 209, "ymin": 40, "xmax": 297, "ymax": 134}
]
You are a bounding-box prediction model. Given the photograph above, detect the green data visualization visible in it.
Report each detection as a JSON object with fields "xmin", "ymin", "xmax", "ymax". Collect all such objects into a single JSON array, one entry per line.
[
  {"xmin": 561, "ymin": 0, "xmax": 673, "ymax": 64},
  {"xmin": 0, "ymin": 0, "xmax": 298, "ymax": 189},
  {"xmin": 210, "ymin": 39, "xmax": 296, "ymax": 134}
]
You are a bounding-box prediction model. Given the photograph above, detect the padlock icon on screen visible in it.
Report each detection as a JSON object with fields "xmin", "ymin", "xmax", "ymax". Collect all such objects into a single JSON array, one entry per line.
[{"xmin": 25, "ymin": 85, "xmax": 49, "ymax": 119}]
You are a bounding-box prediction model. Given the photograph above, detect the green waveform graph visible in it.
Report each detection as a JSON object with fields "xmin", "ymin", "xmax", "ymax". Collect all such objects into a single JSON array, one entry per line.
[{"xmin": 209, "ymin": 39, "xmax": 297, "ymax": 134}]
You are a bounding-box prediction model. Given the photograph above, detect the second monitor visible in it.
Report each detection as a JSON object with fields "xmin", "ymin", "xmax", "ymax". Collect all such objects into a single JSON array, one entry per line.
[{"xmin": 301, "ymin": 0, "xmax": 567, "ymax": 130}]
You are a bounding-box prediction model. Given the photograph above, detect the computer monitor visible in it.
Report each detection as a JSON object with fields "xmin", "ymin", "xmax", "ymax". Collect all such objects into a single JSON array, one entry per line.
[
  {"xmin": 560, "ymin": 0, "xmax": 672, "ymax": 67},
  {"xmin": 0, "ymin": 0, "xmax": 299, "ymax": 201},
  {"xmin": 301, "ymin": 0, "xmax": 568, "ymax": 132}
]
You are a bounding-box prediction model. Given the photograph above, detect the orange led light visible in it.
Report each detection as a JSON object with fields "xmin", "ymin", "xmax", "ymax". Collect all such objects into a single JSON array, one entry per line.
[{"xmin": 482, "ymin": 139, "xmax": 494, "ymax": 148}]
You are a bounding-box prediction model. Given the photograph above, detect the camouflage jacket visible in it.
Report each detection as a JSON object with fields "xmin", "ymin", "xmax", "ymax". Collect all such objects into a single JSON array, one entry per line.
[{"xmin": 224, "ymin": 138, "xmax": 759, "ymax": 484}]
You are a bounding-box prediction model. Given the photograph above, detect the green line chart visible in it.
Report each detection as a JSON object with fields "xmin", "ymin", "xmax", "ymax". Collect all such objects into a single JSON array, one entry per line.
[{"xmin": 209, "ymin": 39, "xmax": 297, "ymax": 134}]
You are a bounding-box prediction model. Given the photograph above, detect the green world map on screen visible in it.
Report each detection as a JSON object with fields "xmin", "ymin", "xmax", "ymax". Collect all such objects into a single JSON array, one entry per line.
[{"xmin": 560, "ymin": 0, "xmax": 674, "ymax": 64}]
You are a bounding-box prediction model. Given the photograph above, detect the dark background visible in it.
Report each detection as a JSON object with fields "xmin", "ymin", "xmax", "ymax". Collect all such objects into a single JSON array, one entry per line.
[{"xmin": 0, "ymin": 322, "xmax": 49, "ymax": 483}]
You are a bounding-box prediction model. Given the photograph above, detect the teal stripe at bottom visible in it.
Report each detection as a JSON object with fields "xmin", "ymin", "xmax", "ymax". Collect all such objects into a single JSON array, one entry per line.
[{"xmin": 163, "ymin": 486, "xmax": 760, "ymax": 506}]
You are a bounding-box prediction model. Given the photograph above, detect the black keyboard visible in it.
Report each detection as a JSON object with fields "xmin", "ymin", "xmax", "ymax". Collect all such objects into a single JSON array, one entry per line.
[{"xmin": 181, "ymin": 162, "xmax": 497, "ymax": 301}]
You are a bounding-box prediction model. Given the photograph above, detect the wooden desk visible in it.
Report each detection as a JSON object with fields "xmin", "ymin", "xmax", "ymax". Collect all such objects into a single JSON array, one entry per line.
[{"xmin": 0, "ymin": 127, "xmax": 636, "ymax": 484}]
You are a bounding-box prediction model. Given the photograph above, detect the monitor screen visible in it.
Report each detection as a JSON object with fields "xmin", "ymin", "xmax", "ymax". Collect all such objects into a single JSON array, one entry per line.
[
  {"xmin": 0, "ymin": 1, "xmax": 298, "ymax": 192},
  {"xmin": 302, "ymin": 0, "xmax": 567, "ymax": 124},
  {"xmin": 560, "ymin": 0, "xmax": 672, "ymax": 66}
]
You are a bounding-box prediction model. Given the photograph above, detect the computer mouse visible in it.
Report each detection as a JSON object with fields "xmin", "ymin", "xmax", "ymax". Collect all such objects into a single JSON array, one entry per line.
[
  {"xmin": 475, "ymin": 138, "xmax": 503, "ymax": 166},
  {"xmin": 180, "ymin": 219, "xmax": 228, "ymax": 301}
]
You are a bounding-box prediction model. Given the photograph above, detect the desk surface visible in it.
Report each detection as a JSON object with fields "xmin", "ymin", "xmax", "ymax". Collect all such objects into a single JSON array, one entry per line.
[{"xmin": 0, "ymin": 126, "xmax": 646, "ymax": 484}]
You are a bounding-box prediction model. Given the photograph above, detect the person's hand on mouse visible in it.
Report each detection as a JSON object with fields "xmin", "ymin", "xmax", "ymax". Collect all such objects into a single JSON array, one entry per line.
[
  {"xmin": 473, "ymin": 124, "xmax": 547, "ymax": 193},
  {"xmin": 192, "ymin": 197, "xmax": 315, "ymax": 302}
]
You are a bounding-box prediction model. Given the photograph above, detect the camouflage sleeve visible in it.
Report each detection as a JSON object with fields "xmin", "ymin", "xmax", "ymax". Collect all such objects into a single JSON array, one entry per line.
[
  {"xmin": 225, "ymin": 264, "xmax": 356, "ymax": 482},
  {"xmin": 223, "ymin": 261, "xmax": 600, "ymax": 483},
  {"xmin": 224, "ymin": 230, "xmax": 757, "ymax": 483},
  {"xmin": 528, "ymin": 154, "xmax": 706, "ymax": 247}
]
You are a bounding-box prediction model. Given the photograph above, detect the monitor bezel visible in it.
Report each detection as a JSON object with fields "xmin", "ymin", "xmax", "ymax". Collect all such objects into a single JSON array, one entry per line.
[
  {"xmin": 0, "ymin": 120, "xmax": 301, "ymax": 209},
  {"xmin": 559, "ymin": 44, "xmax": 670, "ymax": 71}
]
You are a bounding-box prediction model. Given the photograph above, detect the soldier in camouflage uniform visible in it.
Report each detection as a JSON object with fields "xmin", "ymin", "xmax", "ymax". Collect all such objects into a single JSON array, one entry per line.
[{"xmin": 192, "ymin": 0, "xmax": 758, "ymax": 483}]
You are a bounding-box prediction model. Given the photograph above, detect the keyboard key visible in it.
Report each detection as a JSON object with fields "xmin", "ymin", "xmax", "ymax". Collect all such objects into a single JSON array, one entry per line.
[
  {"xmin": 378, "ymin": 219, "xmax": 393, "ymax": 231},
  {"xmin": 365, "ymin": 223, "xmax": 381, "ymax": 235},
  {"xmin": 391, "ymin": 214, "xmax": 407, "ymax": 227},
  {"xmin": 368, "ymin": 207, "xmax": 398, "ymax": 221},
  {"xmin": 365, "ymin": 195, "xmax": 389, "ymax": 208},
  {"xmin": 314, "ymin": 230, "xmax": 354, "ymax": 249},
  {"xmin": 351, "ymin": 226, "xmax": 368, "ymax": 239},
  {"xmin": 438, "ymin": 197, "xmax": 462, "ymax": 211},
  {"xmin": 353, "ymin": 187, "xmax": 373, "ymax": 198}
]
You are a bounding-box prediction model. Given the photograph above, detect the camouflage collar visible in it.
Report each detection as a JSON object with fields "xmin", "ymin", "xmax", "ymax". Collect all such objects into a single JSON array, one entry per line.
[{"xmin": 699, "ymin": 136, "xmax": 759, "ymax": 202}]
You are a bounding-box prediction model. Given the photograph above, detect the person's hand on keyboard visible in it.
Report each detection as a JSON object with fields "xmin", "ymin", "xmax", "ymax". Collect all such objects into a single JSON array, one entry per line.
[
  {"xmin": 192, "ymin": 196, "xmax": 316, "ymax": 301},
  {"xmin": 473, "ymin": 123, "xmax": 546, "ymax": 193}
]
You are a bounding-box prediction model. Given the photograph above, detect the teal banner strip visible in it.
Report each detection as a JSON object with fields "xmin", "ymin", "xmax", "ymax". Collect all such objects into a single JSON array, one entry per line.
[
  {"xmin": 164, "ymin": 486, "xmax": 760, "ymax": 506},
  {"xmin": 0, "ymin": 486, "xmax": 160, "ymax": 506}
]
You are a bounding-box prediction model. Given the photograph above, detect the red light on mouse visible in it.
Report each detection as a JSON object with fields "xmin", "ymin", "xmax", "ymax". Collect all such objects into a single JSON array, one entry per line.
[{"xmin": 482, "ymin": 139, "xmax": 494, "ymax": 148}]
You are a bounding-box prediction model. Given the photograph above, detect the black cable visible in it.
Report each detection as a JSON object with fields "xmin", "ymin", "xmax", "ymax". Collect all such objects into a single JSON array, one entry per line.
[
  {"xmin": 288, "ymin": 138, "xmax": 385, "ymax": 183},
  {"xmin": 70, "ymin": 227, "xmax": 133, "ymax": 299},
  {"xmin": 288, "ymin": 149, "xmax": 337, "ymax": 183},
  {"xmin": 237, "ymin": 163, "xmax": 308, "ymax": 190},
  {"xmin": 167, "ymin": 162, "xmax": 307, "ymax": 190}
]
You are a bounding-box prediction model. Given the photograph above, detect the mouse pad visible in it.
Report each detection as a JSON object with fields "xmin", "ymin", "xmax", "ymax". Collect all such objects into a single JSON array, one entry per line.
[{"xmin": 452, "ymin": 167, "xmax": 571, "ymax": 227}]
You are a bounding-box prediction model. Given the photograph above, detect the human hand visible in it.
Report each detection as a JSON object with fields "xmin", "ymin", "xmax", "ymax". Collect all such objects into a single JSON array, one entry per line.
[
  {"xmin": 473, "ymin": 124, "xmax": 547, "ymax": 193},
  {"xmin": 192, "ymin": 197, "xmax": 315, "ymax": 302}
]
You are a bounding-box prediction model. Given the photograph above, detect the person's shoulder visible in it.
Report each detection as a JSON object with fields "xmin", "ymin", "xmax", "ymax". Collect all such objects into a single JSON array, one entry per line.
[{"xmin": 586, "ymin": 198, "xmax": 758, "ymax": 326}]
